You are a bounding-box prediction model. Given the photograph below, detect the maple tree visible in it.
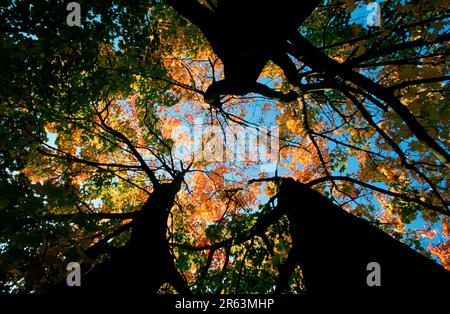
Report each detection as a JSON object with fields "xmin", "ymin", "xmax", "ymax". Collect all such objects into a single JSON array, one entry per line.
[{"xmin": 0, "ymin": 0, "xmax": 449, "ymax": 297}]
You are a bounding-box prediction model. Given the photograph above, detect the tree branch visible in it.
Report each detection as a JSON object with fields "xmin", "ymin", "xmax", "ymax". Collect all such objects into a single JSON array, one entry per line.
[
  {"xmin": 306, "ymin": 176, "xmax": 449, "ymax": 216},
  {"xmin": 95, "ymin": 103, "xmax": 160, "ymax": 187},
  {"xmin": 288, "ymin": 33, "xmax": 450, "ymax": 169}
]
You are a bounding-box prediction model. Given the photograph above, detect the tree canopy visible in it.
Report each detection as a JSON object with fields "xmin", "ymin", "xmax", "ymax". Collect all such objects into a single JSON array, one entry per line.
[{"xmin": 0, "ymin": 0, "xmax": 449, "ymax": 296}]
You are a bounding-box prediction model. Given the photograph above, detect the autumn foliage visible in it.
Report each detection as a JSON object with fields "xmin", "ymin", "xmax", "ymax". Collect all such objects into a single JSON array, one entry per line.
[{"xmin": 0, "ymin": 0, "xmax": 449, "ymax": 295}]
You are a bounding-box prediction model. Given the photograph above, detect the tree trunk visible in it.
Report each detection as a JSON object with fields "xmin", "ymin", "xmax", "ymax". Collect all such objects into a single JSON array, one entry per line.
[
  {"xmin": 48, "ymin": 177, "xmax": 190, "ymax": 296},
  {"xmin": 277, "ymin": 178, "xmax": 450, "ymax": 293},
  {"xmin": 126, "ymin": 178, "xmax": 190, "ymax": 294}
]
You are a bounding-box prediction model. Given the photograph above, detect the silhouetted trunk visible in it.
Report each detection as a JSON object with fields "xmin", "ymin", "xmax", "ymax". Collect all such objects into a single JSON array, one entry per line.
[
  {"xmin": 126, "ymin": 177, "xmax": 190, "ymax": 294},
  {"xmin": 276, "ymin": 179, "xmax": 450, "ymax": 293},
  {"xmin": 48, "ymin": 176, "xmax": 190, "ymax": 296},
  {"xmin": 164, "ymin": 0, "xmax": 450, "ymax": 167}
]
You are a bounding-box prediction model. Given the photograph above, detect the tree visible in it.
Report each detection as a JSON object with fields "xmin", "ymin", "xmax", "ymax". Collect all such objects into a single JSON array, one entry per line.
[{"xmin": 0, "ymin": 0, "xmax": 449, "ymax": 297}]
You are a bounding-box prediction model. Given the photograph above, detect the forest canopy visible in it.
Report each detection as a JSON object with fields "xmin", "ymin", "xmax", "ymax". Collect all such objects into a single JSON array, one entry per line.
[{"xmin": 0, "ymin": 0, "xmax": 449, "ymax": 295}]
